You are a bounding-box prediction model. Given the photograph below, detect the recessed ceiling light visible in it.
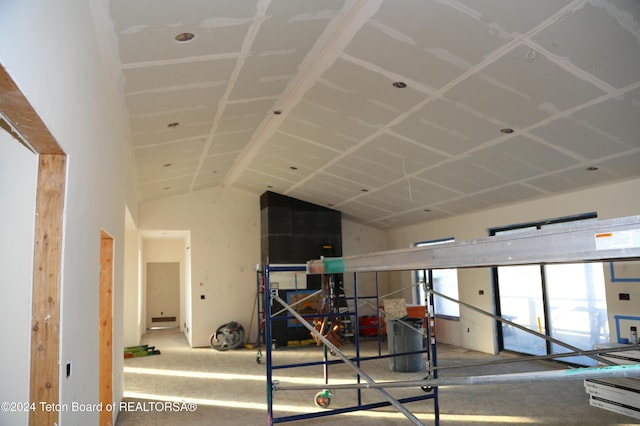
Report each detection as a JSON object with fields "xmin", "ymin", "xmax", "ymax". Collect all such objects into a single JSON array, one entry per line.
[
  {"xmin": 167, "ymin": 122, "xmax": 180, "ymax": 128},
  {"xmin": 424, "ymin": 209, "xmax": 431, "ymax": 212},
  {"xmin": 267, "ymin": 185, "xmax": 273, "ymax": 189},
  {"xmin": 163, "ymin": 186, "xmax": 171, "ymax": 190},
  {"xmin": 327, "ymin": 203, "xmax": 334, "ymax": 207},
  {"xmin": 175, "ymin": 32, "xmax": 195, "ymax": 42},
  {"xmin": 586, "ymin": 166, "xmax": 599, "ymax": 171},
  {"xmin": 392, "ymin": 81, "xmax": 407, "ymax": 89},
  {"xmin": 163, "ymin": 163, "xmax": 172, "ymax": 167},
  {"xmin": 361, "ymin": 188, "xmax": 369, "ymax": 192},
  {"xmin": 289, "ymin": 166, "xmax": 298, "ymax": 170},
  {"xmin": 273, "ymin": 110, "xmax": 282, "ymax": 115},
  {"xmin": 500, "ymin": 128, "xmax": 514, "ymax": 134}
]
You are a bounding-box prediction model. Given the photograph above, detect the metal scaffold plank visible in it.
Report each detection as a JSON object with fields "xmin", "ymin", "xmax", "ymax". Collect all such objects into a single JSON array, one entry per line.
[{"xmin": 307, "ymin": 215, "xmax": 640, "ymax": 274}]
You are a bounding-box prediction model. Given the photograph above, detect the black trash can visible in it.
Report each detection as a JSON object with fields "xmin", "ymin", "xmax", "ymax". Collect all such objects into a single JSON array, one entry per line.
[{"xmin": 388, "ymin": 317, "xmax": 424, "ymax": 372}]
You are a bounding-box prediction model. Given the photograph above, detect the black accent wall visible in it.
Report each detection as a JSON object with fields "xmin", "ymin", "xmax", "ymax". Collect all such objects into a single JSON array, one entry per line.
[{"xmin": 260, "ymin": 191, "xmax": 342, "ymax": 345}]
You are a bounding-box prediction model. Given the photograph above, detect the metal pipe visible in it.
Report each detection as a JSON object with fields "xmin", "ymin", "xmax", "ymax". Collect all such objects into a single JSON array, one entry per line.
[
  {"xmin": 271, "ymin": 294, "xmax": 425, "ymax": 426},
  {"xmin": 427, "ymin": 289, "xmax": 615, "ymax": 366},
  {"xmin": 432, "ymin": 344, "xmax": 640, "ymax": 371},
  {"xmin": 274, "ymin": 363, "xmax": 640, "ymax": 392}
]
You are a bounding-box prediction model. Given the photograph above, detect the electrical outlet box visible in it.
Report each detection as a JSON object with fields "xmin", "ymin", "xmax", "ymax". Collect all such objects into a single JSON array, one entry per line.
[{"xmin": 619, "ymin": 293, "xmax": 630, "ymax": 301}]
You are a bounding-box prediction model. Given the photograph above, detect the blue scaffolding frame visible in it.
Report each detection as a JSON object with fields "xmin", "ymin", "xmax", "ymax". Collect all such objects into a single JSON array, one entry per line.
[{"xmin": 261, "ymin": 264, "xmax": 440, "ymax": 425}]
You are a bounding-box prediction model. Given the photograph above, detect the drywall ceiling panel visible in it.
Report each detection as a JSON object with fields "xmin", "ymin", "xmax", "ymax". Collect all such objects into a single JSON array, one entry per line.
[
  {"xmin": 597, "ymin": 151, "xmax": 640, "ymax": 179},
  {"xmin": 305, "ymin": 83, "xmax": 398, "ymax": 131},
  {"xmin": 301, "ymin": 172, "xmax": 372, "ymax": 200},
  {"xmin": 253, "ymin": 136, "xmax": 336, "ymax": 172},
  {"xmin": 355, "ymin": 132, "xmax": 447, "ymax": 174},
  {"xmin": 356, "ymin": 189, "xmax": 415, "ymax": 213},
  {"xmin": 435, "ymin": 196, "xmax": 494, "ymax": 216},
  {"xmin": 525, "ymin": 174, "xmax": 578, "ymax": 194},
  {"xmin": 139, "ymin": 175, "xmax": 194, "ymax": 200},
  {"xmin": 445, "ymin": 72, "xmax": 549, "ymax": 130},
  {"xmin": 496, "ymin": 135, "xmax": 580, "ymax": 172},
  {"xmin": 349, "ymin": 0, "xmax": 509, "ymax": 88},
  {"xmin": 324, "ymin": 159, "xmax": 390, "ymax": 188},
  {"xmin": 286, "ymin": 100, "xmax": 373, "ymax": 144},
  {"xmin": 379, "ymin": 179, "xmax": 459, "ymax": 207},
  {"xmin": 375, "ymin": 208, "xmax": 447, "ymax": 228},
  {"xmin": 415, "ymin": 164, "xmax": 485, "ymax": 195},
  {"xmin": 122, "ymin": 59, "xmax": 235, "ymax": 94},
  {"xmin": 130, "ymin": 123, "xmax": 211, "ymax": 148},
  {"xmin": 252, "ymin": 0, "xmax": 341, "ymax": 52},
  {"xmin": 129, "ymin": 107, "xmax": 215, "ymax": 135},
  {"xmin": 468, "ymin": 141, "xmax": 554, "ymax": 182},
  {"xmin": 454, "ymin": 0, "xmax": 575, "ymax": 35},
  {"xmin": 339, "ymin": 199, "xmax": 394, "ymax": 217},
  {"xmin": 436, "ymin": 157, "xmax": 511, "ymax": 189},
  {"xmin": 396, "ymin": 97, "xmax": 505, "ymax": 153},
  {"xmin": 278, "ymin": 116, "xmax": 361, "ymax": 152},
  {"xmin": 475, "ymin": 183, "xmax": 545, "ymax": 205},
  {"xmin": 125, "ymin": 86, "xmax": 222, "ymax": 116},
  {"xmin": 531, "ymin": 89, "xmax": 640, "ymax": 160},
  {"xmin": 270, "ymin": 132, "xmax": 338, "ymax": 162},
  {"xmin": 538, "ymin": 166, "xmax": 620, "ymax": 189},
  {"xmin": 110, "ymin": 0, "xmax": 254, "ymax": 63},
  {"xmin": 234, "ymin": 169, "xmax": 295, "ymax": 194},
  {"xmin": 229, "ymin": 52, "xmax": 304, "ymax": 100},
  {"xmin": 208, "ymin": 130, "xmax": 254, "ymax": 155},
  {"xmin": 479, "ymin": 44, "xmax": 606, "ymax": 114},
  {"xmin": 215, "ymin": 101, "xmax": 273, "ymax": 135},
  {"xmin": 135, "ymin": 138, "xmax": 204, "ymax": 167},
  {"xmin": 321, "ymin": 58, "xmax": 427, "ymax": 112},
  {"xmin": 246, "ymin": 149, "xmax": 315, "ymax": 182},
  {"xmin": 532, "ymin": 1, "xmax": 640, "ymax": 89}
]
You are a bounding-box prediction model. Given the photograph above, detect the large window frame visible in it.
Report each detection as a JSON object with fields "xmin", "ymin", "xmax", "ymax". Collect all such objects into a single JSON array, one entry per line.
[
  {"xmin": 415, "ymin": 238, "xmax": 460, "ymax": 319},
  {"xmin": 491, "ymin": 212, "xmax": 610, "ymax": 366}
]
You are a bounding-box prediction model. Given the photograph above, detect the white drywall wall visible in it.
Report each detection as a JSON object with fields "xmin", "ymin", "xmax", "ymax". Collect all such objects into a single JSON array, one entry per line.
[
  {"xmin": 0, "ymin": 126, "xmax": 38, "ymax": 426},
  {"xmin": 0, "ymin": 1, "xmax": 138, "ymax": 423},
  {"xmin": 138, "ymin": 187, "xmax": 261, "ymax": 347}
]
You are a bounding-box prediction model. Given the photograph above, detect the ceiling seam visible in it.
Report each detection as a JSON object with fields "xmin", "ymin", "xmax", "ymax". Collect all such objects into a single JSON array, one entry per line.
[
  {"xmin": 223, "ymin": 0, "xmax": 384, "ymax": 188},
  {"xmin": 188, "ymin": 0, "xmax": 272, "ymax": 193},
  {"xmin": 286, "ymin": 0, "xmax": 589, "ymax": 203}
]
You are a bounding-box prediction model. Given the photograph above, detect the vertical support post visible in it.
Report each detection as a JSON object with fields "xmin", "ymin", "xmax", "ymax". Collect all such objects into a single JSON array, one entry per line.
[
  {"xmin": 353, "ymin": 272, "xmax": 362, "ymax": 406},
  {"xmin": 425, "ymin": 276, "xmax": 440, "ymax": 426},
  {"xmin": 264, "ymin": 265, "xmax": 274, "ymax": 426},
  {"xmin": 30, "ymin": 154, "xmax": 66, "ymax": 426}
]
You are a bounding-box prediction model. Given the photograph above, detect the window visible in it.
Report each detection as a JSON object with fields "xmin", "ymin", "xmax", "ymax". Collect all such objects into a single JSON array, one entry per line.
[
  {"xmin": 492, "ymin": 213, "xmax": 609, "ymax": 366},
  {"xmin": 415, "ymin": 239, "xmax": 459, "ymax": 318}
]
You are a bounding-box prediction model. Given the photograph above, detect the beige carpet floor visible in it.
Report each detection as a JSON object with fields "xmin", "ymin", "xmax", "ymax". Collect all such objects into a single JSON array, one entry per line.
[{"xmin": 115, "ymin": 328, "xmax": 639, "ymax": 425}]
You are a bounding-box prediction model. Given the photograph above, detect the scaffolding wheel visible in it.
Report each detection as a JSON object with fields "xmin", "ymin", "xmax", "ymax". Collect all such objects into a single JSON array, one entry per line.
[
  {"xmin": 256, "ymin": 349, "xmax": 262, "ymax": 364},
  {"xmin": 314, "ymin": 389, "xmax": 333, "ymax": 408},
  {"xmin": 421, "ymin": 375, "xmax": 433, "ymax": 393}
]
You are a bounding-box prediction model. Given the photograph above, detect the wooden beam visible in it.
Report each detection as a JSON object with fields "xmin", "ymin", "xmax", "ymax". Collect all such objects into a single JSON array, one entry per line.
[
  {"xmin": 99, "ymin": 231, "xmax": 114, "ymax": 426},
  {"xmin": 1, "ymin": 59, "xmax": 67, "ymax": 426},
  {"xmin": 0, "ymin": 64, "xmax": 63, "ymax": 155},
  {"xmin": 30, "ymin": 154, "xmax": 66, "ymax": 426}
]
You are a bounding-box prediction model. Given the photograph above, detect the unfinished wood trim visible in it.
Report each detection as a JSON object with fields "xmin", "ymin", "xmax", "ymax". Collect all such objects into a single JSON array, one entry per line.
[
  {"xmin": 30, "ymin": 154, "xmax": 66, "ymax": 426},
  {"xmin": 0, "ymin": 64, "xmax": 63, "ymax": 155},
  {"xmin": 99, "ymin": 231, "xmax": 114, "ymax": 426},
  {"xmin": 1, "ymin": 61, "xmax": 67, "ymax": 426}
]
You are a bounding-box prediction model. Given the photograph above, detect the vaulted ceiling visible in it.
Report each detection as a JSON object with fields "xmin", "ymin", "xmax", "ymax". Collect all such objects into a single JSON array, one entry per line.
[{"xmin": 109, "ymin": 0, "xmax": 640, "ymax": 228}]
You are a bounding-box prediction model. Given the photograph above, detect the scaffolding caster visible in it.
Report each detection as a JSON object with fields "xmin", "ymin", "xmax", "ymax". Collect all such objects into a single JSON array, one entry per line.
[
  {"xmin": 256, "ymin": 349, "xmax": 262, "ymax": 364},
  {"xmin": 314, "ymin": 389, "xmax": 334, "ymax": 408},
  {"xmin": 421, "ymin": 375, "xmax": 434, "ymax": 393}
]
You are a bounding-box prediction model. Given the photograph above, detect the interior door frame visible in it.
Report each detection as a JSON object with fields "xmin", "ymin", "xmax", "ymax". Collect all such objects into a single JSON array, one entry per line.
[{"xmin": 1, "ymin": 63, "xmax": 67, "ymax": 425}]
